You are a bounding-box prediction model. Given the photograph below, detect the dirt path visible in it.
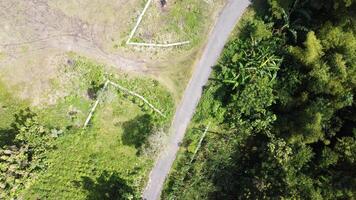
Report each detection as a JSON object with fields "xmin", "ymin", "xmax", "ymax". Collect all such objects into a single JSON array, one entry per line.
[
  {"xmin": 142, "ymin": 0, "xmax": 250, "ymax": 199},
  {"xmin": 0, "ymin": 0, "xmax": 145, "ymax": 72}
]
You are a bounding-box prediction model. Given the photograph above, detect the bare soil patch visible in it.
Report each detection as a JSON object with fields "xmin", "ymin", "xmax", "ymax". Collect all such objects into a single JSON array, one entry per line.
[{"xmin": 0, "ymin": 0, "xmax": 225, "ymax": 104}]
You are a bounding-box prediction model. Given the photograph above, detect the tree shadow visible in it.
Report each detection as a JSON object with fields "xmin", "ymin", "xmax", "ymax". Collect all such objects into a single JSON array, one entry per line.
[
  {"xmin": 0, "ymin": 108, "xmax": 38, "ymax": 147},
  {"xmin": 87, "ymin": 82, "xmax": 104, "ymax": 100},
  {"xmin": 76, "ymin": 171, "xmax": 135, "ymax": 200},
  {"xmin": 122, "ymin": 114, "xmax": 153, "ymax": 149},
  {"xmin": 250, "ymin": 0, "xmax": 270, "ymax": 17},
  {"xmin": 0, "ymin": 128, "xmax": 16, "ymax": 147},
  {"xmin": 206, "ymin": 134, "xmax": 280, "ymax": 199}
]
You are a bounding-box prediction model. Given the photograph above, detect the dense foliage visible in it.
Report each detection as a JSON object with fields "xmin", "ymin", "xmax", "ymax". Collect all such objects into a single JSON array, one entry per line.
[
  {"xmin": 0, "ymin": 108, "xmax": 54, "ymax": 197},
  {"xmin": 164, "ymin": 0, "xmax": 356, "ymax": 199}
]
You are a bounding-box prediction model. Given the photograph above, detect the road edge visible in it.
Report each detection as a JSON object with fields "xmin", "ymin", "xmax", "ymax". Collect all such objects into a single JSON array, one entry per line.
[{"xmin": 142, "ymin": 1, "xmax": 251, "ymax": 199}]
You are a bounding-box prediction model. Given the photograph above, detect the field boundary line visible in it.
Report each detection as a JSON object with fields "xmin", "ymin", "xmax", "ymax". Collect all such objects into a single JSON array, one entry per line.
[
  {"xmin": 126, "ymin": 0, "xmax": 153, "ymax": 44},
  {"xmin": 83, "ymin": 79, "xmax": 165, "ymax": 129},
  {"xmin": 180, "ymin": 122, "xmax": 211, "ymax": 182},
  {"xmin": 109, "ymin": 81, "xmax": 166, "ymax": 117},
  {"xmin": 126, "ymin": 0, "xmax": 190, "ymax": 48},
  {"xmin": 83, "ymin": 80, "xmax": 110, "ymax": 128},
  {"xmin": 189, "ymin": 122, "xmax": 210, "ymax": 163},
  {"xmin": 127, "ymin": 41, "xmax": 190, "ymax": 47}
]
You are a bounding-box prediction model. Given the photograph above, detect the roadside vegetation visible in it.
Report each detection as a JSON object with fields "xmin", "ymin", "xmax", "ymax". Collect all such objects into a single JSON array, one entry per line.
[
  {"xmin": 163, "ymin": 0, "xmax": 356, "ymax": 199},
  {"xmin": 0, "ymin": 56, "xmax": 174, "ymax": 199}
]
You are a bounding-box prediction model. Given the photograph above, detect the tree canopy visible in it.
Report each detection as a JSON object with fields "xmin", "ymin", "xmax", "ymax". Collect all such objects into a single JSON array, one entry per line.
[{"xmin": 163, "ymin": 0, "xmax": 356, "ymax": 199}]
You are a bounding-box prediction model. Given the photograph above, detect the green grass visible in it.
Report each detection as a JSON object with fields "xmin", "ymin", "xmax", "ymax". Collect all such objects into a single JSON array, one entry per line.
[
  {"xmin": 0, "ymin": 55, "xmax": 174, "ymax": 199},
  {"xmin": 70, "ymin": 55, "xmax": 174, "ymax": 121},
  {"xmin": 36, "ymin": 94, "xmax": 91, "ymax": 130},
  {"xmin": 0, "ymin": 80, "xmax": 29, "ymax": 147},
  {"xmin": 0, "ymin": 80, "xmax": 28, "ymax": 129},
  {"xmin": 22, "ymin": 97, "xmax": 152, "ymax": 199},
  {"xmin": 134, "ymin": 0, "xmax": 224, "ymax": 46},
  {"xmin": 166, "ymin": 0, "xmax": 207, "ymax": 45},
  {"xmin": 0, "ymin": 82, "xmax": 16, "ymax": 128}
]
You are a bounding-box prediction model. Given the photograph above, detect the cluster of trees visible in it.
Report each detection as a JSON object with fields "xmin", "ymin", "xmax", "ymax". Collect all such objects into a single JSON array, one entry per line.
[
  {"xmin": 164, "ymin": 0, "xmax": 355, "ymax": 199},
  {"xmin": 0, "ymin": 108, "xmax": 55, "ymax": 198}
]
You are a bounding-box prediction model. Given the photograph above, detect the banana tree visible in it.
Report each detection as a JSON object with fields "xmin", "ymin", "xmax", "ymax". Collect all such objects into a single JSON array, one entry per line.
[{"xmin": 216, "ymin": 38, "xmax": 282, "ymax": 91}]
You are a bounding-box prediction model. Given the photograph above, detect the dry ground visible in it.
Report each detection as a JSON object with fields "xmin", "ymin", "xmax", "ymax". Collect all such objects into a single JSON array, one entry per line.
[{"xmin": 0, "ymin": 0, "xmax": 225, "ymax": 105}]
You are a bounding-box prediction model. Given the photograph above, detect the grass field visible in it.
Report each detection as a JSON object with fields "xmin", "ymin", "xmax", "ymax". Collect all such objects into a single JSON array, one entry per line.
[
  {"xmin": 0, "ymin": 56, "xmax": 174, "ymax": 199},
  {"xmin": 132, "ymin": 0, "xmax": 211, "ymax": 45},
  {"xmin": 21, "ymin": 98, "xmax": 152, "ymax": 199},
  {"xmin": 0, "ymin": 81, "xmax": 28, "ymax": 129}
]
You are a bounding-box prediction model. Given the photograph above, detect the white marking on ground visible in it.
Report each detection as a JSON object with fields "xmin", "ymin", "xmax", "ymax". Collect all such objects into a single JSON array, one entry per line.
[{"xmin": 126, "ymin": 0, "xmax": 190, "ymax": 48}]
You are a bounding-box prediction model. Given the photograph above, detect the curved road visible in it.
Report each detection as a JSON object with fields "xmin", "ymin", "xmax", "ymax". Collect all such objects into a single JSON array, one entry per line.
[{"xmin": 142, "ymin": 0, "xmax": 250, "ymax": 199}]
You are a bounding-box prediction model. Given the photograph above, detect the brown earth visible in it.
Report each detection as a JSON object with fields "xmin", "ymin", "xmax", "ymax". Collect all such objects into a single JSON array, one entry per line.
[{"xmin": 0, "ymin": 0, "xmax": 225, "ymax": 105}]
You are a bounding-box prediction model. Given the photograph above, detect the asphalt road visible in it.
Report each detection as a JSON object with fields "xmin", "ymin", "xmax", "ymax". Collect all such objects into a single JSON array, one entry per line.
[{"xmin": 142, "ymin": 0, "xmax": 250, "ymax": 199}]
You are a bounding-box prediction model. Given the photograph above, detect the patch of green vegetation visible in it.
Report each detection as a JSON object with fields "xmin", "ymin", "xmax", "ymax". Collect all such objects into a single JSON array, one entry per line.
[
  {"xmin": 162, "ymin": 84, "xmax": 223, "ymax": 199},
  {"xmin": 130, "ymin": 37, "xmax": 145, "ymax": 43},
  {"xmin": 0, "ymin": 56, "xmax": 174, "ymax": 199},
  {"xmin": 20, "ymin": 45, "xmax": 29, "ymax": 53},
  {"xmin": 36, "ymin": 94, "xmax": 91, "ymax": 129},
  {"xmin": 0, "ymin": 51, "xmax": 6, "ymax": 60},
  {"xmin": 0, "ymin": 80, "xmax": 28, "ymax": 130},
  {"xmin": 167, "ymin": 0, "xmax": 208, "ymax": 45},
  {"xmin": 135, "ymin": 0, "xmax": 223, "ymax": 47},
  {"xmin": 76, "ymin": 55, "xmax": 173, "ymax": 118},
  {"xmin": 22, "ymin": 98, "xmax": 151, "ymax": 199}
]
